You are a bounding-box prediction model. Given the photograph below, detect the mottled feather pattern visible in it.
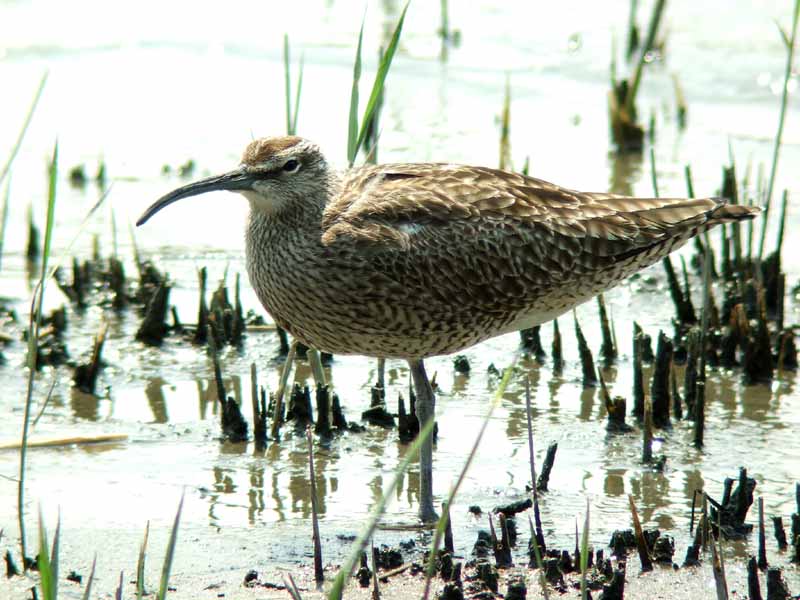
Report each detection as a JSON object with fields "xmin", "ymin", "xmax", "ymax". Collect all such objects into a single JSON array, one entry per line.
[{"xmin": 242, "ymin": 142, "xmax": 758, "ymax": 359}]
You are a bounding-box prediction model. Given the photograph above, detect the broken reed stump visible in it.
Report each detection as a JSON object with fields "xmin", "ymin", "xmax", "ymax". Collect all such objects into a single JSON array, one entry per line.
[
  {"xmin": 748, "ymin": 557, "xmax": 763, "ymax": 600},
  {"xmin": 306, "ymin": 427, "xmax": 324, "ymax": 587},
  {"xmin": 772, "ymin": 516, "xmax": 788, "ymax": 551},
  {"xmin": 362, "ymin": 381, "xmax": 394, "ymax": 427},
  {"xmin": 536, "ymin": 443, "xmax": 557, "ymax": 492},
  {"xmin": 208, "ymin": 275, "xmax": 246, "ymax": 347},
  {"xmin": 711, "ymin": 467, "xmax": 756, "ymax": 539},
  {"xmin": 208, "ymin": 325, "xmax": 247, "ymax": 442},
  {"xmin": 250, "ymin": 363, "xmax": 268, "ymax": 450},
  {"xmin": 642, "ymin": 396, "xmax": 653, "ymax": 464},
  {"xmin": 632, "ymin": 323, "xmax": 645, "ymax": 421},
  {"xmin": 135, "ymin": 282, "xmax": 171, "ymax": 346},
  {"xmin": 519, "ymin": 325, "xmax": 546, "ymax": 363},
  {"xmin": 574, "ymin": 313, "xmax": 597, "ymax": 387},
  {"xmin": 287, "ymin": 383, "xmax": 314, "ymax": 426},
  {"xmin": 599, "ymin": 371, "xmax": 631, "ymax": 432},
  {"xmin": 683, "ymin": 327, "xmax": 700, "ymax": 417},
  {"xmin": 758, "ymin": 496, "xmax": 768, "ymax": 570},
  {"xmin": 597, "ymin": 294, "xmax": 617, "ymax": 365},
  {"xmin": 73, "ymin": 322, "xmax": 108, "ymax": 394},
  {"xmin": 54, "ymin": 257, "xmax": 91, "ymax": 310},
  {"xmin": 453, "ymin": 354, "xmax": 470, "ymax": 374},
  {"xmin": 670, "ymin": 361, "xmax": 683, "ymax": 420},
  {"xmin": 107, "ymin": 256, "xmax": 128, "ymax": 310},
  {"xmin": 194, "ymin": 267, "xmax": 209, "ymax": 344},
  {"xmin": 551, "ymin": 319, "xmax": 564, "ymax": 375},
  {"xmin": 649, "ymin": 331, "xmax": 672, "ymax": 428},
  {"xmin": 314, "ymin": 384, "xmax": 332, "ymax": 436},
  {"xmin": 628, "ymin": 495, "xmax": 653, "ymax": 572},
  {"xmin": 766, "ymin": 567, "xmax": 791, "ymax": 599},
  {"xmin": 663, "ymin": 256, "xmax": 697, "ymax": 326},
  {"xmin": 489, "ymin": 513, "xmax": 512, "ymax": 568}
]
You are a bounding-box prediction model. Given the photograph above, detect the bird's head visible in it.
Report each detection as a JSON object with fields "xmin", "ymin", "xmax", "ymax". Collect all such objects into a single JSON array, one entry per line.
[{"xmin": 136, "ymin": 136, "xmax": 330, "ymax": 226}]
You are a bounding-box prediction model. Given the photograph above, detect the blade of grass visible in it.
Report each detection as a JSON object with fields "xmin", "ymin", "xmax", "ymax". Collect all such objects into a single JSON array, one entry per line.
[
  {"xmin": 352, "ymin": 2, "xmax": 409, "ymax": 163},
  {"xmin": 283, "ymin": 36, "xmax": 305, "ymax": 136},
  {"xmin": 347, "ymin": 14, "xmax": 366, "ymax": 166},
  {"xmin": 137, "ymin": 521, "xmax": 150, "ymax": 599},
  {"xmin": 0, "ymin": 72, "xmax": 48, "ymax": 188},
  {"xmin": 528, "ymin": 515, "xmax": 550, "ymax": 600},
  {"xmin": 422, "ymin": 351, "xmax": 520, "ymax": 600},
  {"xmin": 32, "ymin": 375, "xmax": 58, "ymax": 428},
  {"xmin": 37, "ymin": 508, "xmax": 55, "ymax": 600},
  {"xmin": 284, "ymin": 34, "xmax": 293, "ymax": 136},
  {"xmin": 623, "ymin": 0, "xmax": 666, "ymax": 118},
  {"xmin": 157, "ymin": 492, "xmax": 184, "ymax": 600},
  {"xmin": 115, "ymin": 571, "xmax": 124, "ymax": 600},
  {"xmin": 292, "ymin": 55, "xmax": 304, "ymax": 136},
  {"xmin": 328, "ymin": 415, "xmax": 437, "ymax": 600},
  {"xmin": 81, "ymin": 555, "xmax": 97, "ymax": 600},
  {"xmin": 284, "ymin": 572, "xmax": 304, "ymax": 600},
  {"xmin": 51, "ymin": 510, "xmax": 60, "ymax": 599},
  {"xmin": 758, "ymin": 0, "xmax": 799, "ymax": 260},
  {"xmin": 19, "ymin": 142, "xmax": 58, "ymax": 564},
  {"xmin": 580, "ymin": 501, "xmax": 590, "ymax": 600},
  {"xmin": 0, "ymin": 175, "xmax": 11, "ymax": 272}
]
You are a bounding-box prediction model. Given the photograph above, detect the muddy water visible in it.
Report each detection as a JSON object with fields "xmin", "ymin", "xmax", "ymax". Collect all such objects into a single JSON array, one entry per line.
[{"xmin": 1, "ymin": 0, "xmax": 799, "ymax": 597}]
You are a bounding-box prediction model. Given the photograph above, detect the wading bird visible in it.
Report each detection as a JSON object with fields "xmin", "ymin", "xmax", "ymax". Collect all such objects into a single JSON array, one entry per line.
[{"xmin": 138, "ymin": 136, "xmax": 758, "ymax": 522}]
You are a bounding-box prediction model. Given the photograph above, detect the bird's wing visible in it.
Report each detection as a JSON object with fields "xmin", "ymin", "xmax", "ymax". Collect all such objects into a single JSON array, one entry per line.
[{"xmin": 321, "ymin": 163, "xmax": 754, "ymax": 260}]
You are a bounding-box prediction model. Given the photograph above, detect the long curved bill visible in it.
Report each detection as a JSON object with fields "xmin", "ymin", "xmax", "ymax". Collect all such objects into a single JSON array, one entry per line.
[{"xmin": 136, "ymin": 167, "xmax": 255, "ymax": 226}]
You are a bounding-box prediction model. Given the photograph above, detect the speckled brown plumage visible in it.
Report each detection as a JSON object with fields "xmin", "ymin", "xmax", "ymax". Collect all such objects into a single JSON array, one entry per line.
[{"xmin": 237, "ymin": 140, "xmax": 757, "ymax": 360}]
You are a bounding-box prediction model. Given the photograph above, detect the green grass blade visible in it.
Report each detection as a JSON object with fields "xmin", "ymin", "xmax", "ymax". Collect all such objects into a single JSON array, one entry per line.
[
  {"xmin": 353, "ymin": 2, "xmax": 409, "ymax": 162},
  {"xmin": 137, "ymin": 521, "xmax": 150, "ymax": 599},
  {"xmin": 528, "ymin": 515, "xmax": 550, "ymax": 599},
  {"xmin": 37, "ymin": 509, "xmax": 54, "ymax": 600},
  {"xmin": 0, "ymin": 72, "xmax": 47, "ymax": 188},
  {"xmin": 51, "ymin": 511, "xmax": 60, "ymax": 600},
  {"xmin": 115, "ymin": 570, "xmax": 124, "ymax": 600},
  {"xmin": 291, "ymin": 54, "xmax": 304, "ymax": 136},
  {"xmin": 157, "ymin": 493, "xmax": 184, "ymax": 600},
  {"xmin": 19, "ymin": 141, "xmax": 59, "ymax": 564},
  {"xmin": 624, "ymin": 0, "xmax": 666, "ymax": 117},
  {"xmin": 284, "ymin": 34, "xmax": 292, "ymax": 135},
  {"xmin": 0, "ymin": 175, "xmax": 11, "ymax": 272},
  {"xmin": 422, "ymin": 353, "xmax": 519, "ymax": 600},
  {"xmin": 580, "ymin": 502, "xmax": 590, "ymax": 600},
  {"xmin": 328, "ymin": 415, "xmax": 437, "ymax": 600},
  {"xmin": 347, "ymin": 15, "xmax": 366, "ymax": 166},
  {"xmin": 82, "ymin": 555, "xmax": 97, "ymax": 600},
  {"xmin": 757, "ymin": 0, "xmax": 799, "ymax": 260}
]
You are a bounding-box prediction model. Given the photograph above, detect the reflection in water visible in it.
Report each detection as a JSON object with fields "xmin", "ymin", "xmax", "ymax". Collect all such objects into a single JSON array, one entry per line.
[
  {"xmin": 608, "ymin": 151, "xmax": 643, "ymax": 196},
  {"xmin": 145, "ymin": 377, "xmax": 168, "ymax": 423},
  {"xmin": 578, "ymin": 387, "xmax": 596, "ymax": 422},
  {"xmin": 247, "ymin": 462, "xmax": 265, "ymax": 525},
  {"xmin": 604, "ymin": 469, "xmax": 626, "ymax": 497},
  {"xmin": 267, "ymin": 442, "xmax": 286, "ymax": 522},
  {"xmin": 71, "ymin": 387, "xmax": 101, "ymax": 421},
  {"xmin": 630, "ymin": 471, "xmax": 671, "ymax": 524}
]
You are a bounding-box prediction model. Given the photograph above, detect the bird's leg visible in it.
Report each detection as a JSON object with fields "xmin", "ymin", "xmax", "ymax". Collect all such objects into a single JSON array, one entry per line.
[{"xmin": 408, "ymin": 358, "xmax": 439, "ymax": 523}]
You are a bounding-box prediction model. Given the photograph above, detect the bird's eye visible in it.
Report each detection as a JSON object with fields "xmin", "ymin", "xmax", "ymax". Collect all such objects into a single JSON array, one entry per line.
[{"xmin": 282, "ymin": 159, "xmax": 300, "ymax": 173}]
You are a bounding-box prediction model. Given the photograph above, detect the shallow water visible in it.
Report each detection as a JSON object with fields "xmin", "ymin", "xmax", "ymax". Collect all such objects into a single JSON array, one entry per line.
[{"xmin": 1, "ymin": 1, "xmax": 799, "ymax": 597}]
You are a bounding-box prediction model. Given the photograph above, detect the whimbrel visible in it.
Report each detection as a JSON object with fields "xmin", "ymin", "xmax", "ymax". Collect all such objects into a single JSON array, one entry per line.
[{"xmin": 137, "ymin": 135, "xmax": 758, "ymax": 522}]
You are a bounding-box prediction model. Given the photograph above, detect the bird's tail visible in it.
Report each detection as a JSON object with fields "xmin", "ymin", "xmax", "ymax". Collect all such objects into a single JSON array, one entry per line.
[{"xmin": 706, "ymin": 201, "xmax": 761, "ymax": 225}]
